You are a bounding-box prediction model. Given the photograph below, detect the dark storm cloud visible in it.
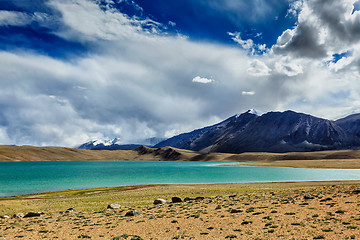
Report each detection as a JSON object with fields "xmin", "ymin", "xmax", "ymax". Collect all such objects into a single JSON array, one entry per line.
[{"xmin": 273, "ymin": 24, "xmax": 327, "ymax": 58}]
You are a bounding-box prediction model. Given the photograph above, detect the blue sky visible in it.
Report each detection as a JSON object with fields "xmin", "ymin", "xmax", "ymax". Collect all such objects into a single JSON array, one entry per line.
[{"xmin": 1, "ymin": 0, "xmax": 360, "ymax": 146}]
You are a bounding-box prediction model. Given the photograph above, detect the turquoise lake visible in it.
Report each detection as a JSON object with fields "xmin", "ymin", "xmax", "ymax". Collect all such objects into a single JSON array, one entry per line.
[{"xmin": 1, "ymin": 161, "xmax": 360, "ymax": 197}]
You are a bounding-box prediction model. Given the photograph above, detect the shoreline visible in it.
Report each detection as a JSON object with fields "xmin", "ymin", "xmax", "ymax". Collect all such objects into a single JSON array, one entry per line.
[
  {"xmin": 2, "ymin": 179, "xmax": 360, "ymax": 201},
  {"xmin": 2, "ymin": 145, "xmax": 360, "ymax": 169},
  {"xmin": 3, "ymin": 158, "xmax": 360, "ymax": 169}
]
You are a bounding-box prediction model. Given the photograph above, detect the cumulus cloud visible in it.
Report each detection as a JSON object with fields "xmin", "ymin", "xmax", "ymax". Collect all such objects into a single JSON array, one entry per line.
[
  {"xmin": 273, "ymin": 0, "xmax": 360, "ymax": 60},
  {"xmin": 192, "ymin": 76, "xmax": 214, "ymax": 84},
  {"xmin": 247, "ymin": 59, "xmax": 272, "ymax": 76}
]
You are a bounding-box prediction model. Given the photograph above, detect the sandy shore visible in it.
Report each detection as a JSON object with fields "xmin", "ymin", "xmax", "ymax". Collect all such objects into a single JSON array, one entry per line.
[{"xmin": 1, "ymin": 181, "xmax": 360, "ymax": 239}]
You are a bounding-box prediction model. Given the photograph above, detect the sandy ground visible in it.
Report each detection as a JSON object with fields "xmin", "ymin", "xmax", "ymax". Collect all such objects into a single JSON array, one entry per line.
[{"xmin": 1, "ymin": 181, "xmax": 360, "ymax": 239}]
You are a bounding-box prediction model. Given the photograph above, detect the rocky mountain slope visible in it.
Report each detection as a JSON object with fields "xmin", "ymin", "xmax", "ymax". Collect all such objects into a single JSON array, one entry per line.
[{"xmin": 155, "ymin": 110, "xmax": 360, "ymax": 153}]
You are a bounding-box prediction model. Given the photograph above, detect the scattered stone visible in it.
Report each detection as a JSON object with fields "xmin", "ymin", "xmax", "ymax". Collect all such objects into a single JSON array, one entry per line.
[
  {"xmin": 125, "ymin": 210, "xmax": 141, "ymax": 217},
  {"xmin": 304, "ymin": 194, "xmax": 315, "ymax": 200},
  {"xmin": 229, "ymin": 194, "xmax": 238, "ymax": 198},
  {"xmin": 13, "ymin": 213, "xmax": 24, "ymax": 218},
  {"xmin": 172, "ymin": 197, "xmax": 183, "ymax": 203},
  {"xmin": 65, "ymin": 208, "xmax": 75, "ymax": 213},
  {"xmin": 184, "ymin": 197, "xmax": 196, "ymax": 202},
  {"xmin": 196, "ymin": 196, "xmax": 205, "ymax": 201},
  {"xmin": 24, "ymin": 212, "xmax": 43, "ymax": 218},
  {"xmin": 230, "ymin": 209, "xmax": 243, "ymax": 213},
  {"xmin": 154, "ymin": 199, "xmax": 167, "ymax": 205},
  {"xmin": 351, "ymin": 189, "xmax": 360, "ymax": 194},
  {"xmin": 107, "ymin": 204, "xmax": 121, "ymax": 209}
]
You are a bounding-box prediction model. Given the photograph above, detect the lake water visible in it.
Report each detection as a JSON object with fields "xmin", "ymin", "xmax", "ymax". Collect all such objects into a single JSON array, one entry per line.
[{"xmin": 1, "ymin": 161, "xmax": 360, "ymax": 197}]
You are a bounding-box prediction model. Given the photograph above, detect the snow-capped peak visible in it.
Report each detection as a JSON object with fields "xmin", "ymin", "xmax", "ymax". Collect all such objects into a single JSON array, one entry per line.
[
  {"xmin": 246, "ymin": 108, "xmax": 263, "ymax": 116},
  {"xmin": 91, "ymin": 138, "xmax": 122, "ymax": 146},
  {"xmin": 235, "ymin": 109, "xmax": 263, "ymax": 118}
]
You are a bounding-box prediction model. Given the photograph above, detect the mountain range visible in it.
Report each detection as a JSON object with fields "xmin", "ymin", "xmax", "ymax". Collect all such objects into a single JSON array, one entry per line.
[
  {"xmin": 78, "ymin": 137, "xmax": 165, "ymax": 150},
  {"xmin": 154, "ymin": 109, "xmax": 360, "ymax": 153},
  {"xmin": 79, "ymin": 109, "xmax": 360, "ymax": 153}
]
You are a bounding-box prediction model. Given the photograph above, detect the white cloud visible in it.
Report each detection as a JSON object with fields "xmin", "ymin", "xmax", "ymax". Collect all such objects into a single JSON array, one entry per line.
[
  {"xmin": 0, "ymin": 10, "xmax": 32, "ymax": 26},
  {"xmin": 275, "ymin": 57, "xmax": 303, "ymax": 76},
  {"xmin": 228, "ymin": 32, "xmax": 254, "ymax": 50},
  {"xmin": 242, "ymin": 91, "xmax": 255, "ymax": 95},
  {"xmin": 49, "ymin": 0, "xmax": 163, "ymax": 41},
  {"xmin": 247, "ymin": 59, "xmax": 271, "ymax": 76},
  {"xmin": 228, "ymin": 32, "xmax": 268, "ymax": 54},
  {"xmin": 192, "ymin": 76, "xmax": 214, "ymax": 84}
]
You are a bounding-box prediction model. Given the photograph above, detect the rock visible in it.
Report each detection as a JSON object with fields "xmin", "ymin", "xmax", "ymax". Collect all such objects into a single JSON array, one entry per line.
[
  {"xmin": 229, "ymin": 194, "xmax": 238, "ymax": 198},
  {"xmin": 125, "ymin": 210, "xmax": 141, "ymax": 216},
  {"xmin": 215, "ymin": 205, "xmax": 222, "ymax": 210},
  {"xmin": 230, "ymin": 209, "xmax": 243, "ymax": 213},
  {"xmin": 153, "ymin": 199, "xmax": 167, "ymax": 205},
  {"xmin": 196, "ymin": 197, "xmax": 205, "ymax": 201},
  {"xmin": 24, "ymin": 212, "xmax": 43, "ymax": 218},
  {"xmin": 65, "ymin": 208, "xmax": 75, "ymax": 213},
  {"xmin": 107, "ymin": 204, "xmax": 121, "ymax": 209},
  {"xmin": 351, "ymin": 189, "xmax": 360, "ymax": 194},
  {"xmin": 304, "ymin": 194, "xmax": 315, "ymax": 200},
  {"xmin": 317, "ymin": 194, "xmax": 325, "ymax": 199},
  {"xmin": 172, "ymin": 197, "xmax": 183, "ymax": 203},
  {"xmin": 184, "ymin": 197, "xmax": 196, "ymax": 202},
  {"xmin": 13, "ymin": 213, "xmax": 24, "ymax": 218},
  {"xmin": 0, "ymin": 215, "xmax": 9, "ymax": 219}
]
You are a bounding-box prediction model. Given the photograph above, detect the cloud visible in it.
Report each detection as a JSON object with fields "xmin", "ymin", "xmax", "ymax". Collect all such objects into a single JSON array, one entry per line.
[
  {"xmin": 247, "ymin": 59, "xmax": 271, "ymax": 76},
  {"xmin": 273, "ymin": 24, "xmax": 327, "ymax": 58},
  {"xmin": 275, "ymin": 57, "xmax": 304, "ymax": 76},
  {"xmin": 2, "ymin": 0, "xmax": 360, "ymax": 147},
  {"xmin": 242, "ymin": 91, "xmax": 255, "ymax": 95},
  {"xmin": 273, "ymin": 0, "xmax": 360, "ymax": 59},
  {"xmin": 49, "ymin": 0, "xmax": 164, "ymax": 42},
  {"xmin": 228, "ymin": 32, "xmax": 268, "ymax": 54},
  {"xmin": 192, "ymin": 76, "xmax": 214, "ymax": 84},
  {"xmin": 0, "ymin": 10, "xmax": 32, "ymax": 26}
]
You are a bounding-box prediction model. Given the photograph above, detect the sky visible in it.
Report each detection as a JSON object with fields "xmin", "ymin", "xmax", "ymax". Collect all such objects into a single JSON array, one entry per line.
[{"xmin": 1, "ymin": 0, "xmax": 360, "ymax": 147}]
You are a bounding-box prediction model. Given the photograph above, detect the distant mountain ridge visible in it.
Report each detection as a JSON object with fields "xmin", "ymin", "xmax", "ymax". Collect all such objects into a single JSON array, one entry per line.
[
  {"xmin": 154, "ymin": 110, "xmax": 360, "ymax": 153},
  {"xmin": 78, "ymin": 137, "xmax": 165, "ymax": 150}
]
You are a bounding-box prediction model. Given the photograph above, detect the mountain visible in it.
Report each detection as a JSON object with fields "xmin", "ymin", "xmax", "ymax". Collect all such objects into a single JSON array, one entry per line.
[
  {"xmin": 155, "ymin": 110, "xmax": 360, "ymax": 153},
  {"xmin": 336, "ymin": 113, "xmax": 360, "ymax": 138},
  {"xmin": 78, "ymin": 137, "xmax": 165, "ymax": 150}
]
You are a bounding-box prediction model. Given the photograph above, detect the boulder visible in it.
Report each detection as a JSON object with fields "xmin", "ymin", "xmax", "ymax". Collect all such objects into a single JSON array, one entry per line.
[
  {"xmin": 230, "ymin": 209, "xmax": 243, "ymax": 213},
  {"xmin": 24, "ymin": 212, "xmax": 43, "ymax": 218},
  {"xmin": 13, "ymin": 213, "xmax": 24, "ymax": 218},
  {"xmin": 125, "ymin": 210, "xmax": 141, "ymax": 216},
  {"xmin": 107, "ymin": 204, "xmax": 121, "ymax": 209},
  {"xmin": 317, "ymin": 194, "xmax": 325, "ymax": 199},
  {"xmin": 153, "ymin": 199, "xmax": 167, "ymax": 205},
  {"xmin": 351, "ymin": 189, "xmax": 360, "ymax": 194},
  {"xmin": 304, "ymin": 194, "xmax": 315, "ymax": 200},
  {"xmin": 65, "ymin": 208, "xmax": 75, "ymax": 213},
  {"xmin": 172, "ymin": 197, "xmax": 183, "ymax": 203},
  {"xmin": 229, "ymin": 194, "xmax": 238, "ymax": 198},
  {"xmin": 0, "ymin": 215, "xmax": 9, "ymax": 219}
]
